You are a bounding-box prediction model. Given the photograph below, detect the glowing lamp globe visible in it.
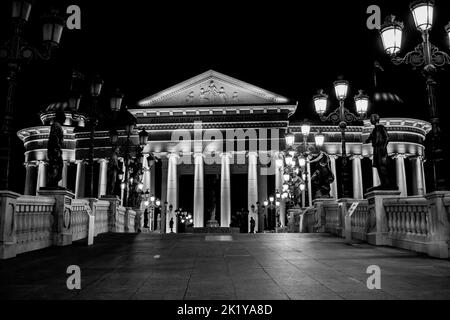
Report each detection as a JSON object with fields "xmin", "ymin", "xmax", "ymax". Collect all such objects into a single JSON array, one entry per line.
[
  {"xmin": 313, "ymin": 90, "xmax": 328, "ymax": 115},
  {"xmin": 410, "ymin": 0, "xmax": 434, "ymax": 31},
  {"xmin": 334, "ymin": 80, "xmax": 349, "ymax": 100},
  {"xmin": 354, "ymin": 90, "xmax": 369, "ymax": 115},
  {"xmin": 315, "ymin": 132, "xmax": 325, "ymax": 147},
  {"xmin": 380, "ymin": 15, "xmax": 403, "ymax": 55}
]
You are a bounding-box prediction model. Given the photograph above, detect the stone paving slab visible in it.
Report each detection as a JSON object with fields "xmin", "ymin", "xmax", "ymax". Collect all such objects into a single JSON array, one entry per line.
[{"xmin": 1, "ymin": 233, "xmax": 450, "ymax": 300}]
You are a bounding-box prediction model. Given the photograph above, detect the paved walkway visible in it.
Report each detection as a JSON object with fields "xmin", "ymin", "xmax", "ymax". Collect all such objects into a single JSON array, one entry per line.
[{"xmin": 1, "ymin": 233, "xmax": 450, "ymax": 300}]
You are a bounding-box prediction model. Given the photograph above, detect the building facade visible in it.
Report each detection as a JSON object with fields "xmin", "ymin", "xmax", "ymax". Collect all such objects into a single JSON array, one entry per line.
[{"xmin": 17, "ymin": 70, "xmax": 431, "ymax": 232}]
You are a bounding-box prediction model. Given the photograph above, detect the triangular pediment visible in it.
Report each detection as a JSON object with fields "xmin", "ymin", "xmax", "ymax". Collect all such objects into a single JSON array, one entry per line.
[{"xmin": 137, "ymin": 70, "xmax": 290, "ymax": 107}]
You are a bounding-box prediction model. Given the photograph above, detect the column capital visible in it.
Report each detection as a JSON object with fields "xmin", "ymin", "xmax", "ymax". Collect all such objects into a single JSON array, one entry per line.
[
  {"xmin": 220, "ymin": 152, "xmax": 232, "ymax": 159},
  {"xmin": 167, "ymin": 153, "xmax": 180, "ymax": 160},
  {"xmin": 75, "ymin": 159, "xmax": 86, "ymax": 164},
  {"xmin": 410, "ymin": 155, "xmax": 424, "ymax": 161},
  {"xmin": 247, "ymin": 151, "xmax": 258, "ymax": 158},
  {"xmin": 392, "ymin": 153, "xmax": 408, "ymax": 160},
  {"xmin": 350, "ymin": 155, "xmax": 364, "ymax": 161},
  {"xmin": 23, "ymin": 161, "xmax": 38, "ymax": 168},
  {"xmin": 193, "ymin": 152, "xmax": 204, "ymax": 159},
  {"xmin": 328, "ymin": 154, "xmax": 339, "ymax": 160},
  {"xmin": 97, "ymin": 158, "xmax": 108, "ymax": 164}
]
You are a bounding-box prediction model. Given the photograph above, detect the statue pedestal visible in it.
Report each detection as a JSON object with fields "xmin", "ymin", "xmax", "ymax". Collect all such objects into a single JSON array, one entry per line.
[{"xmin": 206, "ymin": 220, "xmax": 220, "ymax": 228}]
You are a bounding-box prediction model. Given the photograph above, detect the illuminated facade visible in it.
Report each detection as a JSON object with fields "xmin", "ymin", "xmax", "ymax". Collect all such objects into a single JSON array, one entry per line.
[{"xmin": 17, "ymin": 70, "xmax": 431, "ymax": 232}]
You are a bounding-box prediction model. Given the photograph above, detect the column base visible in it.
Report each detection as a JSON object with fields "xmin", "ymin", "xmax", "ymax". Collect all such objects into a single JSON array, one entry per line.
[{"xmin": 206, "ymin": 220, "xmax": 220, "ymax": 228}]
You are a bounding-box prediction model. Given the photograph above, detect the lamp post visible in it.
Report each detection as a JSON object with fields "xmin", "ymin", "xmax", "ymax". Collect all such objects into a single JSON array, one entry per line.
[
  {"xmin": 283, "ymin": 121, "xmax": 325, "ymax": 207},
  {"xmin": 313, "ymin": 82, "xmax": 369, "ymax": 198},
  {"xmin": 143, "ymin": 191, "xmax": 161, "ymax": 230},
  {"xmin": 0, "ymin": 2, "xmax": 65, "ymax": 189},
  {"xmin": 109, "ymin": 115, "xmax": 149, "ymax": 207},
  {"xmin": 379, "ymin": 1, "xmax": 450, "ymax": 191},
  {"xmin": 263, "ymin": 196, "xmax": 280, "ymax": 232}
]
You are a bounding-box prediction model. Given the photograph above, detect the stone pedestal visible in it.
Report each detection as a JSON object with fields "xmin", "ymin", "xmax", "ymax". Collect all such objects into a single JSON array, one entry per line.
[
  {"xmin": 312, "ymin": 198, "xmax": 337, "ymax": 233},
  {"xmin": 365, "ymin": 190, "xmax": 401, "ymax": 246},
  {"xmin": 0, "ymin": 191, "xmax": 21, "ymax": 259},
  {"xmin": 100, "ymin": 195, "xmax": 121, "ymax": 232},
  {"xmin": 424, "ymin": 191, "xmax": 450, "ymax": 258},
  {"xmin": 38, "ymin": 188, "xmax": 75, "ymax": 246},
  {"xmin": 206, "ymin": 220, "xmax": 220, "ymax": 228}
]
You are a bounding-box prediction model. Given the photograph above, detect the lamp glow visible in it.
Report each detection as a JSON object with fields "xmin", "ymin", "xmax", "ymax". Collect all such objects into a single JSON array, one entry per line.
[
  {"xmin": 301, "ymin": 122, "xmax": 311, "ymax": 136},
  {"xmin": 150, "ymin": 195, "xmax": 156, "ymax": 202},
  {"xmin": 285, "ymin": 155, "xmax": 293, "ymax": 167},
  {"xmin": 300, "ymin": 183, "xmax": 306, "ymax": 191},
  {"xmin": 299, "ymin": 157, "xmax": 306, "ymax": 167},
  {"xmin": 263, "ymin": 199, "xmax": 269, "ymax": 206},
  {"xmin": 380, "ymin": 15, "xmax": 404, "ymax": 55},
  {"xmin": 314, "ymin": 132, "xmax": 325, "ymax": 147},
  {"xmin": 313, "ymin": 90, "xmax": 328, "ymax": 115},
  {"xmin": 269, "ymin": 196, "xmax": 274, "ymax": 203},
  {"xmin": 275, "ymin": 201, "xmax": 281, "ymax": 206},
  {"xmin": 155, "ymin": 199, "xmax": 161, "ymax": 206},
  {"xmin": 144, "ymin": 201, "xmax": 149, "ymax": 206},
  {"xmin": 446, "ymin": 22, "xmax": 450, "ymax": 46},
  {"xmin": 354, "ymin": 90, "xmax": 369, "ymax": 115},
  {"xmin": 283, "ymin": 173, "xmax": 290, "ymax": 182},
  {"xmin": 334, "ymin": 80, "xmax": 349, "ymax": 100},
  {"xmin": 410, "ymin": 0, "xmax": 434, "ymax": 31},
  {"xmin": 275, "ymin": 158, "xmax": 284, "ymax": 167},
  {"xmin": 285, "ymin": 131, "xmax": 295, "ymax": 147}
]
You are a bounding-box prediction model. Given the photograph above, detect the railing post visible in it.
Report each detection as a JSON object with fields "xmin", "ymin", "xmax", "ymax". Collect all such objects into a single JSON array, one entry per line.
[
  {"xmin": 365, "ymin": 190, "xmax": 401, "ymax": 246},
  {"xmin": 424, "ymin": 191, "xmax": 450, "ymax": 258},
  {"xmin": 101, "ymin": 195, "xmax": 121, "ymax": 232},
  {"xmin": 38, "ymin": 189, "xmax": 75, "ymax": 246},
  {"xmin": 0, "ymin": 191, "xmax": 20, "ymax": 259}
]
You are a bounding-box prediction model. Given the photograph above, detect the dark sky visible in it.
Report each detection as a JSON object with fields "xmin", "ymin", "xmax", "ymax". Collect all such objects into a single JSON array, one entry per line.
[{"xmin": 1, "ymin": 0, "xmax": 450, "ymax": 191}]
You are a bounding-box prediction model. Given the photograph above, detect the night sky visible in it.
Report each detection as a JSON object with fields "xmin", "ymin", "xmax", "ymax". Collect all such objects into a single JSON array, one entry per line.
[{"xmin": 1, "ymin": 0, "xmax": 450, "ymax": 192}]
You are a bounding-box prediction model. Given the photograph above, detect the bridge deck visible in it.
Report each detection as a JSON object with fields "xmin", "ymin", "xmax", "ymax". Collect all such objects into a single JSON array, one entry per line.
[{"xmin": 1, "ymin": 233, "xmax": 449, "ymax": 300}]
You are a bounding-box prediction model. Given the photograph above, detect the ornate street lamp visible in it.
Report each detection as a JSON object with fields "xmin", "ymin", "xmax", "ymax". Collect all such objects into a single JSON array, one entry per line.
[
  {"xmin": 0, "ymin": 1, "xmax": 65, "ymax": 189},
  {"xmin": 380, "ymin": 16, "xmax": 404, "ymax": 55},
  {"xmin": 313, "ymin": 79, "xmax": 369, "ymax": 198},
  {"xmin": 110, "ymin": 89, "xmax": 124, "ymax": 113},
  {"xmin": 378, "ymin": 1, "xmax": 450, "ymax": 191},
  {"xmin": 314, "ymin": 131, "xmax": 325, "ymax": 148},
  {"xmin": 285, "ymin": 129, "xmax": 295, "ymax": 147}
]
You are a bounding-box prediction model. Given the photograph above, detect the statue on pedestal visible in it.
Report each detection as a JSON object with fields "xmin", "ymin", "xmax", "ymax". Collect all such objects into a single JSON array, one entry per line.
[
  {"xmin": 365, "ymin": 114, "xmax": 395, "ymax": 190},
  {"xmin": 107, "ymin": 146, "xmax": 122, "ymax": 196},
  {"xmin": 46, "ymin": 109, "xmax": 65, "ymax": 188},
  {"xmin": 309, "ymin": 151, "xmax": 335, "ymax": 199}
]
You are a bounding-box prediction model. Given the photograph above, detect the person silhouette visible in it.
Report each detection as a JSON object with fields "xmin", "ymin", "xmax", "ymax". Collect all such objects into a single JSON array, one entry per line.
[
  {"xmin": 169, "ymin": 217, "xmax": 174, "ymax": 233},
  {"xmin": 250, "ymin": 217, "xmax": 256, "ymax": 233}
]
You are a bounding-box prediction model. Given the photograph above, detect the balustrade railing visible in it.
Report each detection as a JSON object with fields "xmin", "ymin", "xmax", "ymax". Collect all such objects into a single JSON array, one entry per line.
[
  {"xmin": 69, "ymin": 199, "xmax": 91, "ymax": 242},
  {"xmin": 384, "ymin": 197, "xmax": 430, "ymax": 239},
  {"xmin": 351, "ymin": 201, "xmax": 370, "ymax": 241},
  {"xmin": 14, "ymin": 196, "xmax": 55, "ymax": 255},
  {"xmin": 94, "ymin": 200, "xmax": 109, "ymax": 236}
]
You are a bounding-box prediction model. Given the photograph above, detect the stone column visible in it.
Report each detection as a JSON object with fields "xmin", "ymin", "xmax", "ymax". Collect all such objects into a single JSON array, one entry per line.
[
  {"xmin": 306, "ymin": 161, "xmax": 312, "ymax": 206},
  {"xmin": 58, "ymin": 161, "xmax": 69, "ymax": 188},
  {"xmin": 220, "ymin": 153, "xmax": 231, "ymax": 228},
  {"xmin": 351, "ymin": 155, "xmax": 364, "ymax": 199},
  {"xmin": 248, "ymin": 152, "xmax": 258, "ymax": 232},
  {"xmin": 160, "ymin": 157, "xmax": 168, "ymax": 234},
  {"xmin": 393, "ymin": 154, "xmax": 408, "ymax": 197},
  {"xmin": 142, "ymin": 154, "xmax": 151, "ymax": 193},
  {"xmin": 371, "ymin": 156, "xmax": 381, "ymax": 187},
  {"xmin": 166, "ymin": 153, "xmax": 178, "ymax": 233},
  {"xmin": 411, "ymin": 156, "xmax": 425, "ymax": 196},
  {"xmin": 24, "ymin": 162, "xmax": 38, "ymax": 195},
  {"xmin": 329, "ymin": 155, "xmax": 338, "ymax": 199},
  {"xmin": 274, "ymin": 153, "xmax": 285, "ymax": 227},
  {"xmin": 193, "ymin": 153, "xmax": 204, "ymax": 227},
  {"xmin": 75, "ymin": 160, "xmax": 86, "ymax": 198},
  {"xmin": 120, "ymin": 158, "xmax": 126, "ymax": 205},
  {"xmin": 97, "ymin": 159, "xmax": 108, "ymax": 198},
  {"xmin": 36, "ymin": 161, "xmax": 47, "ymax": 192},
  {"xmin": 257, "ymin": 164, "xmax": 267, "ymax": 231}
]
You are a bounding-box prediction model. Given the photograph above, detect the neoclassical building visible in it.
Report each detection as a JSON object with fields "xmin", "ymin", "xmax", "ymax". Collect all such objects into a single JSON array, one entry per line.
[{"xmin": 17, "ymin": 70, "xmax": 431, "ymax": 232}]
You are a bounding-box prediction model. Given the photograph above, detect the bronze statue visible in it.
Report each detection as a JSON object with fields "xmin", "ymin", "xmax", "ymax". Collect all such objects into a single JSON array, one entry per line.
[
  {"xmin": 46, "ymin": 109, "xmax": 65, "ymax": 188},
  {"xmin": 107, "ymin": 146, "xmax": 122, "ymax": 196},
  {"xmin": 309, "ymin": 151, "xmax": 335, "ymax": 199},
  {"xmin": 365, "ymin": 114, "xmax": 394, "ymax": 189}
]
